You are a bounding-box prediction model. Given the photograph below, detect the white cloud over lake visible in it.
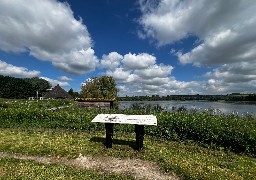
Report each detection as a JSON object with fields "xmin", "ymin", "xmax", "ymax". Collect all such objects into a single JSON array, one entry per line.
[
  {"xmin": 139, "ymin": 0, "xmax": 256, "ymax": 94},
  {"xmin": 102, "ymin": 52, "xmax": 199, "ymax": 95},
  {"xmin": 0, "ymin": 0, "xmax": 98, "ymax": 74}
]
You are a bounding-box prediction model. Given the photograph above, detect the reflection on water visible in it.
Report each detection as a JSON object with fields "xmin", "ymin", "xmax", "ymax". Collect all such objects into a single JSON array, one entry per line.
[{"xmin": 119, "ymin": 101, "xmax": 256, "ymax": 116}]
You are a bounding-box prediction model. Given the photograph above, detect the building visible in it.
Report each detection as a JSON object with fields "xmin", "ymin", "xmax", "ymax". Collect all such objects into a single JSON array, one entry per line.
[
  {"xmin": 76, "ymin": 98, "xmax": 115, "ymax": 109},
  {"xmin": 43, "ymin": 84, "xmax": 72, "ymax": 99}
]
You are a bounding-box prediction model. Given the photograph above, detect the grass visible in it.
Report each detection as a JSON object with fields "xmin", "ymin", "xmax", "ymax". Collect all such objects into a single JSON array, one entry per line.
[
  {"xmin": 1, "ymin": 99, "xmax": 255, "ymax": 155},
  {"xmin": 0, "ymin": 157, "xmax": 134, "ymax": 180},
  {"xmin": 1, "ymin": 99, "xmax": 256, "ymax": 179},
  {"xmin": 1, "ymin": 128, "xmax": 256, "ymax": 179}
]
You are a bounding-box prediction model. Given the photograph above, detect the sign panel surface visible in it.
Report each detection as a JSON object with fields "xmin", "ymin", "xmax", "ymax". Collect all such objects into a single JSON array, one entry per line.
[{"xmin": 92, "ymin": 114, "xmax": 157, "ymax": 126}]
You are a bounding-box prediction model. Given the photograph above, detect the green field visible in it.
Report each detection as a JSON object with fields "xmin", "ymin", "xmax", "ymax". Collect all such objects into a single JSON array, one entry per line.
[{"xmin": 0, "ymin": 99, "xmax": 256, "ymax": 179}]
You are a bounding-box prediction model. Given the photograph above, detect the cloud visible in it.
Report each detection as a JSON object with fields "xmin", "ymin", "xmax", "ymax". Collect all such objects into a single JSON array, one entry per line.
[
  {"xmin": 139, "ymin": 0, "xmax": 256, "ymax": 65},
  {"xmin": 103, "ymin": 52, "xmax": 199, "ymax": 95},
  {"xmin": 206, "ymin": 62, "xmax": 256, "ymax": 83},
  {"xmin": 122, "ymin": 53, "xmax": 156, "ymax": 69},
  {"xmin": 106, "ymin": 68, "xmax": 133, "ymax": 82},
  {"xmin": 0, "ymin": 0, "xmax": 98, "ymax": 74},
  {"xmin": 203, "ymin": 62, "xmax": 256, "ymax": 94},
  {"xmin": 101, "ymin": 52, "xmax": 123, "ymax": 69},
  {"xmin": 138, "ymin": 0, "xmax": 256, "ymax": 94},
  {"xmin": 200, "ymin": 78, "xmax": 255, "ymax": 95},
  {"xmin": 49, "ymin": 48, "xmax": 98, "ymax": 74},
  {"xmin": 0, "ymin": 60, "xmax": 40, "ymax": 78},
  {"xmin": 134, "ymin": 64, "xmax": 173, "ymax": 78},
  {"xmin": 58, "ymin": 76, "xmax": 73, "ymax": 81},
  {"xmin": 40, "ymin": 76, "xmax": 70, "ymax": 87}
]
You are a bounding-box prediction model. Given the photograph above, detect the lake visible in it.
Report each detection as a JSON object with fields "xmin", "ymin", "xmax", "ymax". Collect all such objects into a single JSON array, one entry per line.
[{"xmin": 119, "ymin": 101, "xmax": 256, "ymax": 116}]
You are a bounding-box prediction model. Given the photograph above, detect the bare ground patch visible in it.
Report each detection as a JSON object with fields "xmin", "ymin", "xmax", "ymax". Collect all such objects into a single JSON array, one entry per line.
[{"xmin": 0, "ymin": 152, "xmax": 179, "ymax": 180}]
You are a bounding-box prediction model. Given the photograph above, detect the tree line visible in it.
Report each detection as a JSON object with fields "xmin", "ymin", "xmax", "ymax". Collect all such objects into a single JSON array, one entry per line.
[
  {"xmin": 0, "ymin": 75, "xmax": 51, "ymax": 99},
  {"xmin": 0, "ymin": 75, "xmax": 118, "ymax": 100},
  {"xmin": 1, "ymin": 74, "xmax": 255, "ymax": 101},
  {"xmin": 117, "ymin": 94, "xmax": 256, "ymax": 101}
]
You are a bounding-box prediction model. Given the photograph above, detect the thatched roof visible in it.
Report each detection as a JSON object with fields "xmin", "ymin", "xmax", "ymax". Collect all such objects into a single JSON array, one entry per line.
[{"xmin": 43, "ymin": 84, "xmax": 72, "ymax": 99}]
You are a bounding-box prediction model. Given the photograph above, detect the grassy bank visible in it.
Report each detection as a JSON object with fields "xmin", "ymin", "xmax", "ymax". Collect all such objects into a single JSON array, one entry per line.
[
  {"xmin": 1, "ymin": 128, "xmax": 256, "ymax": 179},
  {"xmin": 0, "ymin": 99, "xmax": 256, "ymax": 179},
  {"xmin": 0, "ymin": 99, "xmax": 255, "ymax": 155},
  {"xmin": 0, "ymin": 156, "xmax": 134, "ymax": 179}
]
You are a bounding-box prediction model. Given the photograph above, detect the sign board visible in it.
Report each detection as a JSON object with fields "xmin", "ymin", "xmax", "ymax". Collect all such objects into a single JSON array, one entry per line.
[{"xmin": 92, "ymin": 114, "xmax": 157, "ymax": 126}]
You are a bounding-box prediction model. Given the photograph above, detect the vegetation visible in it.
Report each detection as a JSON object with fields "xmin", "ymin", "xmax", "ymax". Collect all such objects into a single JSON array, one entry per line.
[
  {"xmin": 80, "ymin": 76, "xmax": 118, "ymax": 99},
  {"xmin": 0, "ymin": 99, "xmax": 255, "ymax": 155},
  {"xmin": 0, "ymin": 75, "xmax": 50, "ymax": 99},
  {"xmin": 68, "ymin": 88, "xmax": 79, "ymax": 98},
  {"xmin": 1, "ymin": 99, "xmax": 256, "ymax": 179},
  {"xmin": 0, "ymin": 157, "xmax": 134, "ymax": 179},
  {"xmin": 0, "ymin": 128, "xmax": 256, "ymax": 179}
]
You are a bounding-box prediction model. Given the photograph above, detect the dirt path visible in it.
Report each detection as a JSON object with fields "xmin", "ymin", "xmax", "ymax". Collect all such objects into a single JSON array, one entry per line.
[{"xmin": 0, "ymin": 152, "xmax": 179, "ymax": 180}]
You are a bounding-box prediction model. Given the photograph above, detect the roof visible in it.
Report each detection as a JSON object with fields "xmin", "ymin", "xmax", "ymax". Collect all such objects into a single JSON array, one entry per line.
[{"xmin": 43, "ymin": 84, "xmax": 72, "ymax": 99}]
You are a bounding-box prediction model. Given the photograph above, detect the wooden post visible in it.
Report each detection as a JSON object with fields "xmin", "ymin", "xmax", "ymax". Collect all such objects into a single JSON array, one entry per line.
[
  {"xmin": 110, "ymin": 101, "xmax": 114, "ymax": 109},
  {"xmin": 105, "ymin": 123, "xmax": 114, "ymax": 148},
  {"xmin": 135, "ymin": 125, "xmax": 145, "ymax": 151}
]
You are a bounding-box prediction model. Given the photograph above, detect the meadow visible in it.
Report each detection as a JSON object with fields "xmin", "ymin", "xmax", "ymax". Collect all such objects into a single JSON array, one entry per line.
[{"xmin": 0, "ymin": 99, "xmax": 256, "ymax": 179}]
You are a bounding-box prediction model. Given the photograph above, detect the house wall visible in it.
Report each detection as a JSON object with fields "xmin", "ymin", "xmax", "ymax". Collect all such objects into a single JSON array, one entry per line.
[{"xmin": 78, "ymin": 101, "xmax": 111, "ymax": 109}]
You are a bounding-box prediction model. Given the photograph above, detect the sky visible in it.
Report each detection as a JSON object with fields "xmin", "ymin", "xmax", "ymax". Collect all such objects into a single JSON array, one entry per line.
[{"xmin": 0, "ymin": 0, "xmax": 256, "ymax": 96}]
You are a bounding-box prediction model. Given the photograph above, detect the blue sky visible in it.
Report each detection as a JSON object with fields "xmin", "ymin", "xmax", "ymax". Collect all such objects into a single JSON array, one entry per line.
[{"xmin": 0, "ymin": 0, "xmax": 256, "ymax": 96}]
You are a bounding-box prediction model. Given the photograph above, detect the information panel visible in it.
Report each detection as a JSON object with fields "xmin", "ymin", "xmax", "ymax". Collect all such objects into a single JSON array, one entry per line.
[{"xmin": 92, "ymin": 114, "xmax": 157, "ymax": 126}]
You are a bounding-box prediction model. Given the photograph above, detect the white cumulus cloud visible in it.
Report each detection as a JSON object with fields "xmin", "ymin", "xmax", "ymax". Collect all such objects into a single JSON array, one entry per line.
[
  {"xmin": 139, "ymin": 0, "xmax": 256, "ymax": 94},
  {"xmin": 0, "ymin": 60, "xmax": 40, "ymax": 78},
  {"xmin": 134, "ymin": 64, "xmax": 173, "ymax": 78},
  {"xmin": 58, "ymin": 76, "xmax": 73, "ymax": 81},
  {"xmin": 101, "ymin": 52, "xmax": 123, "ymax": 69},
  {"xmin": 102, "ymin": 52, "xmax": 199, "ymax": 95},
  {"xmin": 0, "ymin": 0, "xmax": 98, "ymax": 74},
  {"xmin": 40, "ymin": 76, "xmax": 70, "ymax": 87},
  {"xmin": 122, "ymin": 53, "xmax": 156, "ymax": 69}
]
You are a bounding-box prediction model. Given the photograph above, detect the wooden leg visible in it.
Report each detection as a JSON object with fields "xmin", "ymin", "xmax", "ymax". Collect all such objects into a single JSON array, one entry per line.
[
  {"xmin": 105, "ymin": 123, "xmax": 114, "ymax": 148},
  {"xmin": 135, "ymin": 125, "xmax": 145, "ymax": 151}
]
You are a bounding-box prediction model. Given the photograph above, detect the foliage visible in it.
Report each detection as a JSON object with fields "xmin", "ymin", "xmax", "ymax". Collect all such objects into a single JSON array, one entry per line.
[
  {"xmin": 0, "ymin": 99, "xmax": 256, "ymax": 156},
  {"xmin": 0, "ymin": 75, "xmax": 50, "ymax": 99},
  {"xmin": 68, "ymin": 88, "xmax": 80, "ymax": 98},
  {"xmin": 24, "ymin": 77, "xmax": 51, "ymax": 97},
  {"xmin": 80, "ymin": 76, "xmax": 118, "ymax": 100}
]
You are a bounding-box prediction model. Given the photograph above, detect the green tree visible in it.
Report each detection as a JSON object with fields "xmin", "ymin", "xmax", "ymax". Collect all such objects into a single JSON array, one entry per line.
[
  {"xmin": 0, "ymin": 75, "xmax": 51, "ymax": 99},
  {"xmin": 80, "ymin": 76, "xmax": 118, "ymax": 99},
  {"xmin": 68, "ymin": 88, "xmax": 79, "ymax": 98},
  {"xmin": 24, "ymin": 77, "xmax": 51, "ymax": 97},
  {"xmin": 68, "ymin": 88, "xmax": 74, "ymax": 97}
]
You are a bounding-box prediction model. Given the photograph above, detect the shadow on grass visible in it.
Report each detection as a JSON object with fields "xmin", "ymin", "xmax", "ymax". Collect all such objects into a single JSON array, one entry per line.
[{"xmin": 90, "ymin": 137, "xmax": 137, "ymax": 150}]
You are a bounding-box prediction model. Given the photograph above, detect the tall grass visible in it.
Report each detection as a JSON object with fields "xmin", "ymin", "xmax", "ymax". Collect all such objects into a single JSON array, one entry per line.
[{"xmin": 0, "ymin": 99, "xmax": 255, "ymax": 155}]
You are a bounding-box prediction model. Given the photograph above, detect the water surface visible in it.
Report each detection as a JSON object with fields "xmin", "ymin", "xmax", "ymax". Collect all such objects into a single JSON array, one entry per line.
[{"xmin": 119, "ymin": 101, "xmax": 256, "ymax": 116}]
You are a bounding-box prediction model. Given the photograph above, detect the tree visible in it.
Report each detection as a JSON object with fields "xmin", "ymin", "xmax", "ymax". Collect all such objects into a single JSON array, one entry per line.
[
  {"xmin": 68, "ymin": 88, "xmax": 79, "ymax": 98},
  {"xmin": 68, "ymin": 88, "xmax": 74, "ymax": 97},
  {"xmin": 0, "ymin": 75, "xmax": 51, "ymax": 99},
  {"xmin": 24, "ymin": 77, "xmax": 51, "ymax": 97},
  {"xmin": 80, "ymin": 76, "xmax": 118, "ymax": 99}
]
